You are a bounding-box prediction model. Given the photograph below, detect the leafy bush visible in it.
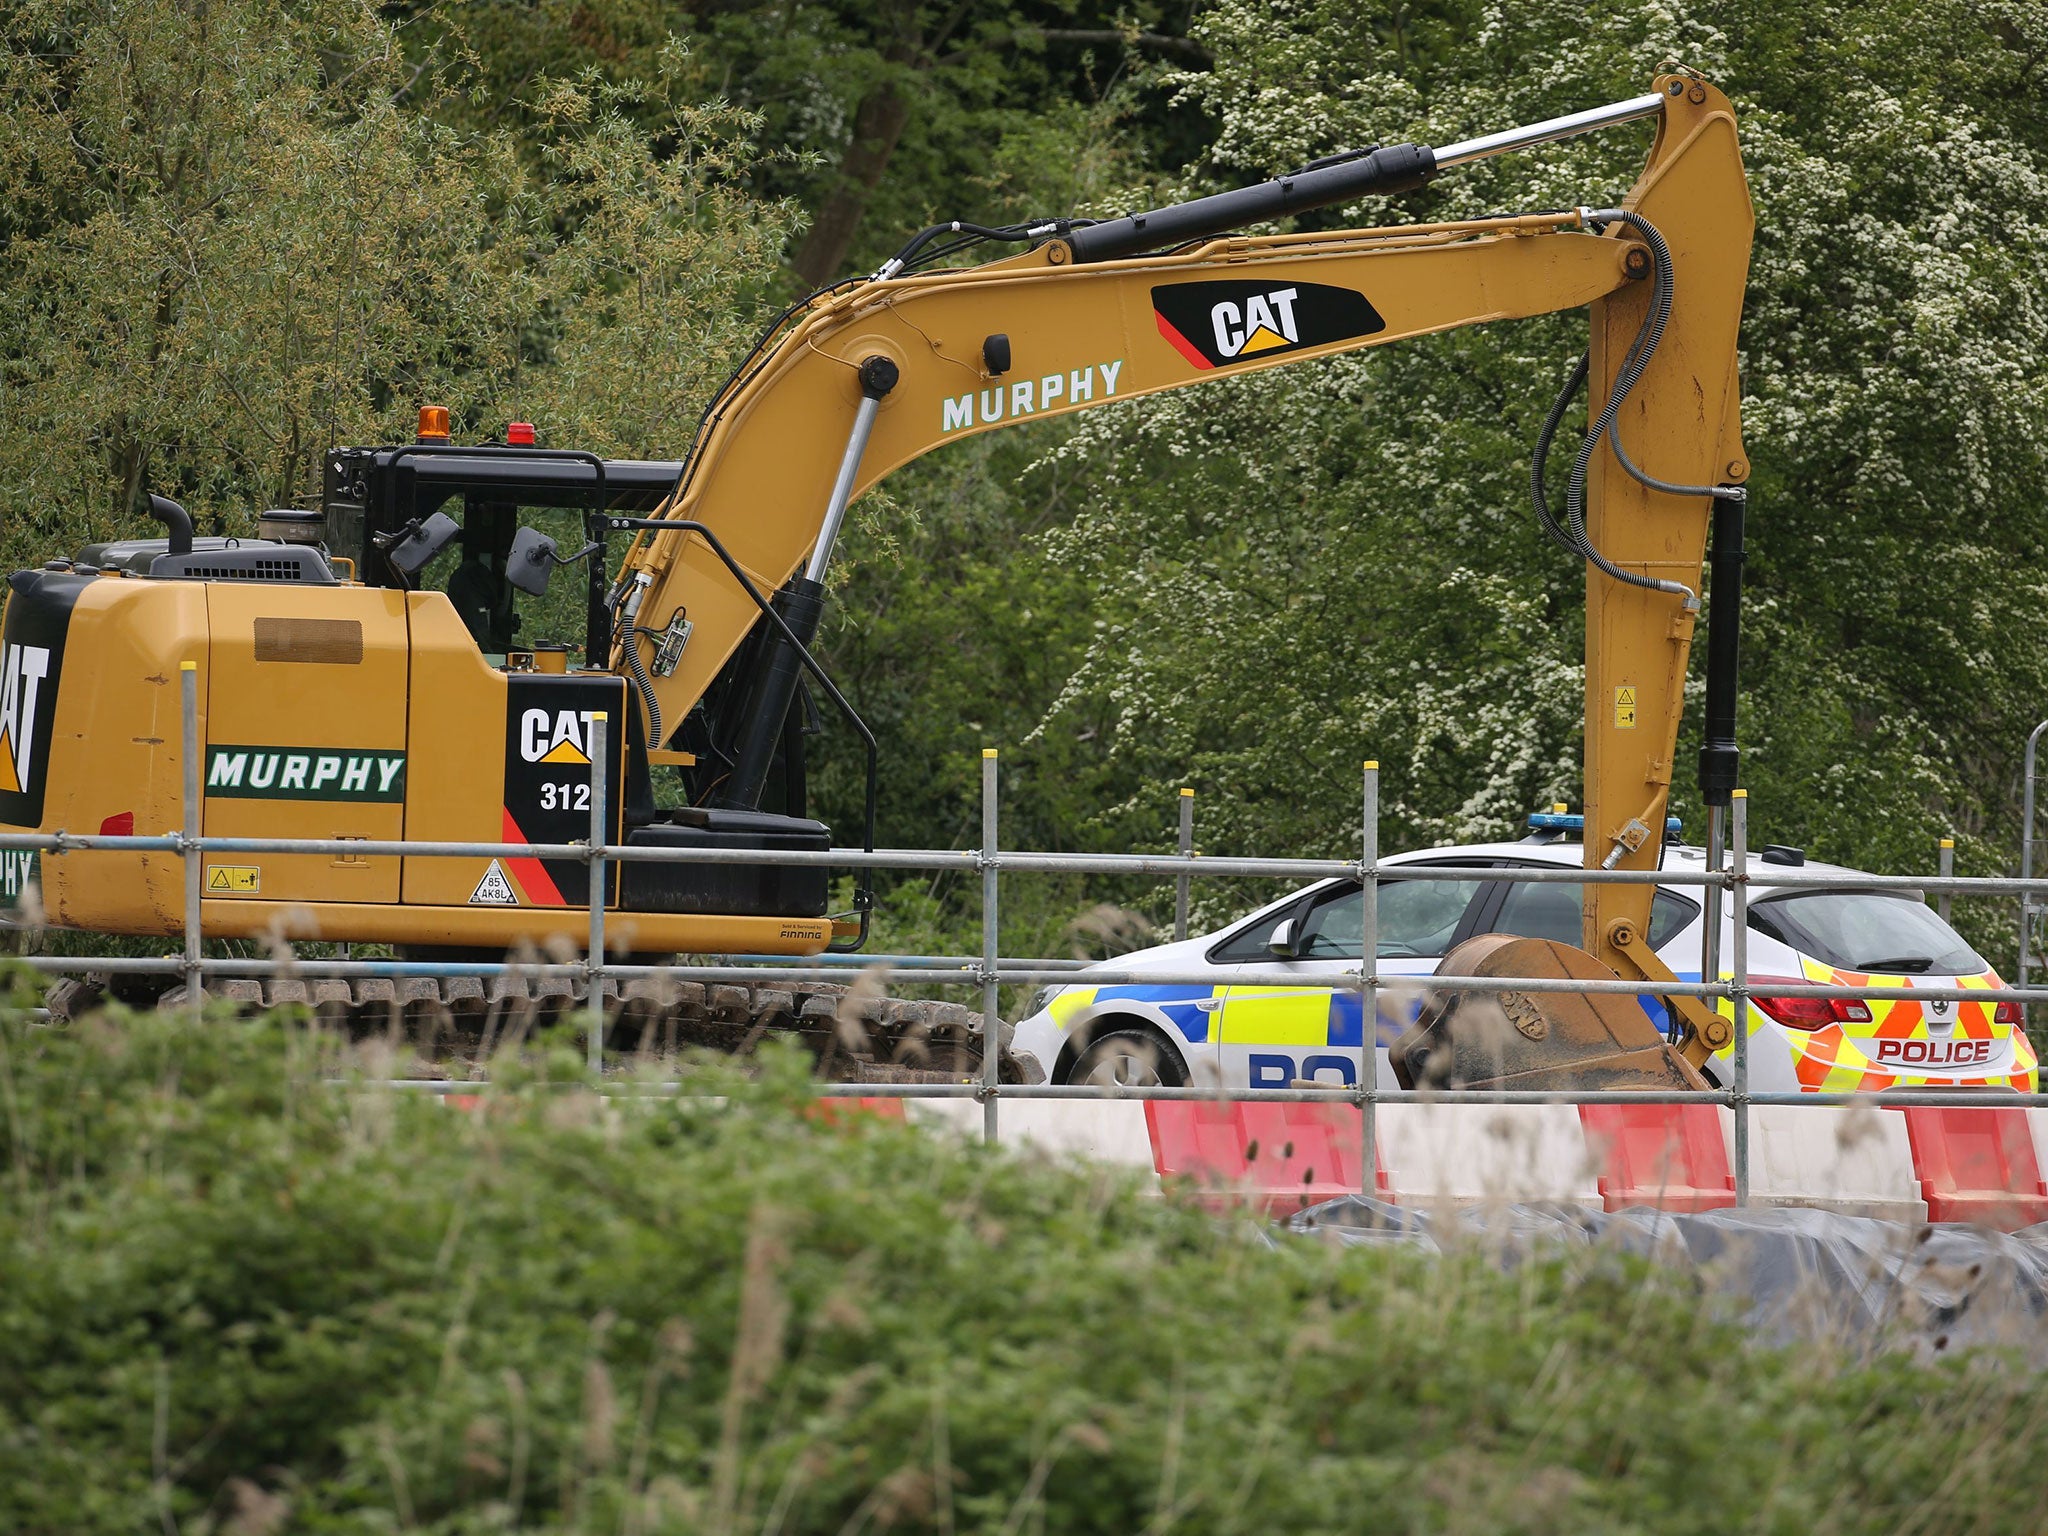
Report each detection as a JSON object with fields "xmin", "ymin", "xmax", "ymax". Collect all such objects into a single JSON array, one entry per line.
[{"xmin": 2, "ymin": 986, "xmax": 2046, "ymax": 1533}]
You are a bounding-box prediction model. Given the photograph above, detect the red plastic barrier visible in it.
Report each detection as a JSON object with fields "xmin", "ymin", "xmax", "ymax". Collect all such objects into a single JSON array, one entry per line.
[
  {"xmin": 1579, "ymin": 1103, "xmax": 1735, "ymax": 1213},
  {"xmin": 807, "ymin": 1096, "xmax": 907, "ymax": 1127},
  {"xmin": 1900, "ymin": 1107, "xmax": 2048, "ymax": 1230},
  {"xmin": 1145, "ymin": 1100, "xmax": 1387, "ymax": 1214}
]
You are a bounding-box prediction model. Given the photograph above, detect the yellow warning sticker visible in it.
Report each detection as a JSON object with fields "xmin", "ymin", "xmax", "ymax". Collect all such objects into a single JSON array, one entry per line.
[
  {"xmin": 1613, "ymin": 685, "xmax": 1638, "ymax": 729},
  {"xmin": 206, "ymin": 865, "xmax": 261, "ymax": 893}
]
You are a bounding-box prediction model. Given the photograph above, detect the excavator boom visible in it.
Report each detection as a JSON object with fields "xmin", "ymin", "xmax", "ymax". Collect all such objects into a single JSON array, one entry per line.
[{"xmin": 613, "ymin": 76, "xmax": 1749, "ymax": 1033}]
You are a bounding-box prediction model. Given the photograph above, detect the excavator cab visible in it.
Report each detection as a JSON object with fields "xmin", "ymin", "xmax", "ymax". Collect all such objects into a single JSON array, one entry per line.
[
  {"xmin": 313, "ymin": 428, "xmax": 858, "ymax": 938},
  {"xmin": 322, "ymin": 437, "xmax": 681, "ymax": 670}
]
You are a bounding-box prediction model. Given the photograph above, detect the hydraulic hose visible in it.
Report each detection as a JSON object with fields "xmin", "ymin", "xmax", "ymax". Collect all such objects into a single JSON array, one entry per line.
[
  {"xmin": 1581, "ymin": 208, "xmax": 1747, "ymax": 510},
  {"xmin": 1530, "ymin": 351, "xmax": 1590, "ymax": 559},
  {"xmin": 625, "ymin": 628, "xmax": 664, "ymax": 751},
  {"xmin": 1530, "ymin": 208, "xmax": 1744, "ymax": 603}
]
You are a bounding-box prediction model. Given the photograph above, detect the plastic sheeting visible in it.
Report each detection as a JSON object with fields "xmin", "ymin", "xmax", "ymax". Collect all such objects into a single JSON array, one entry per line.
[{"xmin": 1286, "ymin": 1196, "xmax": 2048, "ymax": 1357}]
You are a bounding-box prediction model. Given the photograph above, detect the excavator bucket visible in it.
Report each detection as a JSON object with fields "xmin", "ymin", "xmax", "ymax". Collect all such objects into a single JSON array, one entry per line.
[{"xmin": 1389, "ymin": 934, "xmax": 1708, "ymax": 1093}]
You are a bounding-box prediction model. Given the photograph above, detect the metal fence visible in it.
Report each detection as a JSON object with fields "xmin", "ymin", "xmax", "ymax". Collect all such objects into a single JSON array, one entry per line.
[{"xmin": 9, "ymin": 663, "xmax": 2048, "ymax": 1208}]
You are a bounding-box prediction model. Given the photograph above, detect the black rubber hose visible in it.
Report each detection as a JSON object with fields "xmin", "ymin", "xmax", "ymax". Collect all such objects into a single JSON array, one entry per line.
[
  {"xmin": 1535, "ymin": 207, "xmax": 1743, "ymax": 602},
  {"xmin": 1530, "ymin": 350, "xmax": 1590, "ymax": 558},
  {"xmin": 625, "ymin": 628, "xmax": 664, "ymax": 752},
  {"xmin": 1561, "ymin": 211, "xmax": 1692, "ymax": 599},
  {"xmin": 1591, "ymin": 210, "xmax": 1747, "ymax": 507}
]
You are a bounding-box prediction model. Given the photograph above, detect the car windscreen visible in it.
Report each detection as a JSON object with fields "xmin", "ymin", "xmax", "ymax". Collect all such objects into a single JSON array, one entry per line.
[{"xmin": 1747, "ymin": 890, "xmax": 1985, "ymax": 974}]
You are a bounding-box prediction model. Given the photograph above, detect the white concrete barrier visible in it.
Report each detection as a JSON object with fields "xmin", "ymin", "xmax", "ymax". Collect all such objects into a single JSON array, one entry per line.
[
  {"xmin": 907, "ymin": 1099, "xmax": 1158, "ymax": 1172},
  {"xmin": 891, "ymin": 1100, "xmax": 2048, "ymax": 1226},
  {"xmin": 1721, "ymin": 1106, "xmax": 1927, "ymax": 1224},
  {"xmin": 1376, "ymin": 1103, "xmax": 1600, "ymax": 1205}
]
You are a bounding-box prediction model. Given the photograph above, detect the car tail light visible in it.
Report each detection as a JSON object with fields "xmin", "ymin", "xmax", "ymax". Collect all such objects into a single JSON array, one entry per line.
[
  {"xmin": 1995, "ymin": 1000, "xmax": 2022, "ymax": 1025},
  {"xmin": 1748, "ymin": 976, "xmax": 1871, "ymax": 1031}
]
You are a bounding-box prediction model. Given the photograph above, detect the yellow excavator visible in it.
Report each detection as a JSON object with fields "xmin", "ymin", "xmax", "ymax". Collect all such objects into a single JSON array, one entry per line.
[{"xmin": 1, "ymin": 74, "xmax": 1751, "ymax": 1085}]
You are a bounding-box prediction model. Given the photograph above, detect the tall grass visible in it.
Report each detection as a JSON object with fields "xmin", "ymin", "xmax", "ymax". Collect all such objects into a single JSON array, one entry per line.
[{"xmin": 1, "ymin": 971, "xmax": 2044, "ymax": 1533}]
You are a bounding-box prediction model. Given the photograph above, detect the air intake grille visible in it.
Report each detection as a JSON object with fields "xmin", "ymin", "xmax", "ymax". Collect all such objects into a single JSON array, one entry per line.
[
  {"xmin": 186, "ymin": 560, "xmax": 305, "ymax": 581},
  {"xmin": 145, "ymin": 542, "xmax": 338, "ymax": 584},
  {"xmin": 253, "ymin": 616, "xmax": 364, "ymax": 665}
]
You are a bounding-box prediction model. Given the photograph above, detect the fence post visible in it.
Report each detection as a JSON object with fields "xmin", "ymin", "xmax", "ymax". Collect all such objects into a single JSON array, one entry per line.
[
  {"xmin": 1730, "ymin": 789, "xmax": 1751, "ymax": 1207},
  {"xmin": 981, "ymin": 749, "xmax": 1001, "ymax": 1146},
  {"xmin": 587, "ymin": 712, "xmax": 608, "ymax": 1076},
  {"xmin": 180, "ymin": 661, "xmax": 202, "ymax": 1015},
  {"xmin": 2023, "ymin": 720, "xmax": 2048, "ymax": 1010},
  {"xmin": 1938, "ymin": 836, "xmax": 1954, "ymax": 925},
  {"xmin": 1175, "ymin": 788, "xmax": 1194, "ymax": 941},
  {"xmin": 1701, "ymin": 804, "xmax": 1724, "ymax": 1038},
  {"xmin": 1359, "ymin": 760, "xmax": 1379, "ymax": 1199}
]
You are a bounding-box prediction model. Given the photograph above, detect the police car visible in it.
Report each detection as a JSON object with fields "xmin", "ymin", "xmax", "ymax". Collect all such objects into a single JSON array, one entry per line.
[{"xmin": 1011, "ymin": 815, "xmax": 2037, "ymax": 1097}]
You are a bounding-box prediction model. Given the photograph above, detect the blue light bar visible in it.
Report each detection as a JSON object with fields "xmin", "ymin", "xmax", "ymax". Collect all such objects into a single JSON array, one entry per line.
[{"xmin": 1528, "ymin": 812, "xmax": 1684, "ymax": 834}]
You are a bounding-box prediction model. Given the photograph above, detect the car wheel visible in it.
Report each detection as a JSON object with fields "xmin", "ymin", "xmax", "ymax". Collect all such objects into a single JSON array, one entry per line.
[{"xmin": 1068, "ymin": 1026, "xmax": 1188, "ymax": 1088}]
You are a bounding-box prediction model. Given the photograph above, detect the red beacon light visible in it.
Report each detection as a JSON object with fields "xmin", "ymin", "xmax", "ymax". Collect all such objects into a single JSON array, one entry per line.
[{"xmin": 506, "ymin": 421, "xmax": 536, "ymax": 446}]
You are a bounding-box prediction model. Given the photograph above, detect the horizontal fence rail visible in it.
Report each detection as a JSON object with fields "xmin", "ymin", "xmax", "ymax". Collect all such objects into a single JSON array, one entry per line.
[{"xmin": 5, "ymin": 682, "xmax": 2048, "ymax": 1207}]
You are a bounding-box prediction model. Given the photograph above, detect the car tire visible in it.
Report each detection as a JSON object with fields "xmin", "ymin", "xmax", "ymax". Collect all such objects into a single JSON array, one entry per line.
[{"xmin": 1068, "ymin": 1025, "xmax": 1188, "ymax": 1088}]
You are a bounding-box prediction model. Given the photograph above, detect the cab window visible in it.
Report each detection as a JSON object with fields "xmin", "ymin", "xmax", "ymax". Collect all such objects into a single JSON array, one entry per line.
[{"xmin": 415, "ymin": 497, "xmax": 594, "ymax": 659}]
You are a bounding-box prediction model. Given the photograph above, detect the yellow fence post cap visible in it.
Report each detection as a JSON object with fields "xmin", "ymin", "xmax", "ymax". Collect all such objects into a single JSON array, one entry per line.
[
  {"xmin": 1180, "ymin": 787, "xmax": 1195, "ymax": 797},
  {"xmin": 1940, "ymin": 837, "xmax": 1955, "ymax": 849},
  {"xmin": 179, "ymin": 660, "xmax": 197, "ymax": 672},
  {"xmin": 1363, "ymin": 759, "xmax": 1379, "ymax": 771},
  {"xmin": 982, "ymin": 748, "xmax": 998, "ymax": 759},
  {"xmin": 1732, "ymin": 788, "xmax": 1748, "ymax": 799}
]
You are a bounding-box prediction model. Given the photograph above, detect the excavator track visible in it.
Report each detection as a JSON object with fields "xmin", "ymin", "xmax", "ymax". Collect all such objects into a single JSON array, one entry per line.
[{"xmin": 41, "ymin": 971, "xmax": 1016, "ymax": 1083}]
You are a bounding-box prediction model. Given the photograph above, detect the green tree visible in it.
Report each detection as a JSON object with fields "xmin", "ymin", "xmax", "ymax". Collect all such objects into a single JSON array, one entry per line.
[
  {"xmin": 409, "ymin": 0, "xmax": 1203, "ymax": 284},
  {"xmin": 0, "ymin": 0, "xmax": 799, "ymax": 573},
  {"xmin": 1013, "ymin": 0, "xmax": 2048, "ymax": 915}
]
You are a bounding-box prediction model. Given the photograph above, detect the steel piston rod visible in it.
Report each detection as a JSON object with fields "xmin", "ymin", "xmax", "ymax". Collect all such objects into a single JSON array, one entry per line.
[
  {"xmin": 1068, "ymin": 91, "xmax": 1668, "ymax": 264},
  {"xmin": 713, "ymin": 354, "xmax": 897, "ymax": 811},
  {"xmin": 806, "ymin": 371, "xmax": 890, "ymax": 583},
  {"xmin": 1430, "ymin": 93, "xmax": 1667, "ymax": 169}
]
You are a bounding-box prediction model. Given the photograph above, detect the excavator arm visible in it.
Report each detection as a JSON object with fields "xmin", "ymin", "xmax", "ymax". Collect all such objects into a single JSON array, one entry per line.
[{"xmin": 612, "ymin": 76, "xmax": 1752, "ymax": 1063}]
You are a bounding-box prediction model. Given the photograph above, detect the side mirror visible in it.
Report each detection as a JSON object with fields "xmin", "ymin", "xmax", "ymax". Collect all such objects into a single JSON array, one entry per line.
[
  {"xmin": 384, "ymin": 512, "xmax": 459, "ymax": 576},
  {"xmin": 1268, "ymin": 918, "xmax": 1299, "ymax": 959},
  {"xmin": 506, "ymin": 526, "xmax": 559, "ymax": 597}
]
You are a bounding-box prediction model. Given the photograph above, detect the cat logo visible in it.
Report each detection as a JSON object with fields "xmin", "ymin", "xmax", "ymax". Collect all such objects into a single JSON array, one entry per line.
[
  {"xmin": 1151, "ymin": 279, "xmax": 1386, "ymax": 370},
  {"xmin": 1211, "ymin": 286, "xmax": 1300, "ymax": 359},
  {"xmin": 519, "ymin": 708, "xmax": 606, "ymax": 764},
  {"xmin": 0, "ymin": 642, "xmax": 52, "ymax": 798}
]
